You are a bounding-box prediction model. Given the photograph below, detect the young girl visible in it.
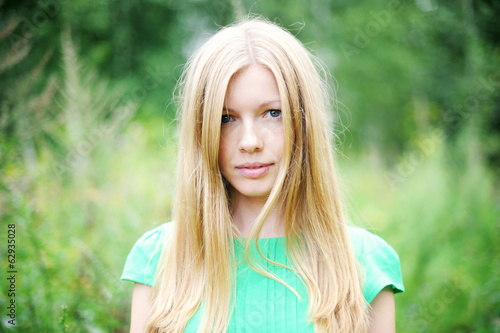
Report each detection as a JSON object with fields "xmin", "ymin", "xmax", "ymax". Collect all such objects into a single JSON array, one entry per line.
[{"xmin": 122, "ymin": 18, "xmax": 404, "ymax": 333}]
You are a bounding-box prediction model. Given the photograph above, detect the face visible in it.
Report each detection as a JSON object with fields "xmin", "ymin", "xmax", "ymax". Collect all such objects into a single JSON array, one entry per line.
[{"xmin": 219, "ymin": 64, "xmax": 284, "ymax": 204}]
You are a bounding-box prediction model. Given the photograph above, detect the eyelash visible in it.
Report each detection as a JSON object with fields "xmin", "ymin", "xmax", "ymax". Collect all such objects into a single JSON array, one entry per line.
[
  {"xmin": 221, "ymin": 110, "xmax": 282, "ymax": 124},
  {"xmin": 221, "ymin": 114, "xmax": 233, "ymax": 124},
  {"xmin": 266, "ymin": 109, "xmax": 281, "ymax": 118}
]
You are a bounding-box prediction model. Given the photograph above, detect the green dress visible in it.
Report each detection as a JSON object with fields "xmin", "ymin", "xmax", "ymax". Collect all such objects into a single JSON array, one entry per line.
[{"xmin": 122, "ymin": 222, "xmax": 404, "ymax": 332}]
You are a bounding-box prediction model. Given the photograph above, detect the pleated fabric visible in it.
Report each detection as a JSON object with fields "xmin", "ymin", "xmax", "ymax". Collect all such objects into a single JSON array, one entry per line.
[{"xmin": 185, "ymin": 237, "xmax": 314, "ymax": 333}]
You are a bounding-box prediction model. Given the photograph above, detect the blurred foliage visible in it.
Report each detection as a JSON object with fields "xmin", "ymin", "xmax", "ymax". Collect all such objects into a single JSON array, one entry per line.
[{"xmin": 0, "ymin": 0, "xmax": 499, "ymax": 331}]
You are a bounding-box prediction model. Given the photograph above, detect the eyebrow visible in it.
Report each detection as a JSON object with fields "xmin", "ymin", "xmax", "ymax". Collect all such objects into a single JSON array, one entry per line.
[
  {"xmin": 223, "ymin": 99, "xmax": 281, "ymax": 112},
  {"xmin": 259, "ymin": 99, "xmax": 281, "ymax": 108}
]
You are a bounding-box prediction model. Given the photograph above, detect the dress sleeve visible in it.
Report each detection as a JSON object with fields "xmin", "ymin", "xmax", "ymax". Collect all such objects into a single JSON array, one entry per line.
[
  {"xmin": 121, "ymin": 223, "xmax": 170, "ymax": 286},
  {"xmin": 348, "ymin": 227, "xmax": 405, "ymax": 304}
]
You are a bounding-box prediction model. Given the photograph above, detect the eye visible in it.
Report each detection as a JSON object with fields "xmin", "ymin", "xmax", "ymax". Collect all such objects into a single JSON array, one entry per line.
[
  {"xmin": 266, "ymin": 109, "xmax": 282, "ymax": 118},
  {"xmin": 221, "ymin": 114, "xmax": 233, "ymax": 124}
]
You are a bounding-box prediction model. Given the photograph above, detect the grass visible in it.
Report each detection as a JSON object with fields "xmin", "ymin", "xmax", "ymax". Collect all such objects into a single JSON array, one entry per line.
[{"xmin": 339, "ymin": 124, "xmax": 500, "ymax": 332}]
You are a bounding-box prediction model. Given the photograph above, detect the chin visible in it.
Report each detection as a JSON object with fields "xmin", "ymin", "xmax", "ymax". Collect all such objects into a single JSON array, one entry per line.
[{"xmin": 233, "ymin": 187, "xmax": 272, "ymax": 200}]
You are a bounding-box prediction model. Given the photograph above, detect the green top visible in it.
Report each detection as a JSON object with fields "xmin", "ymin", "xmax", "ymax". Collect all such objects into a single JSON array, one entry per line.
[{"xmin": 121, "ymin": 223, "xmax": 404, "ymax": 332}]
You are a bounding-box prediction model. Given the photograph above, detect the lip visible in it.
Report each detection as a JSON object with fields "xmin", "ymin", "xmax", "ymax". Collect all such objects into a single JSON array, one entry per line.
[{"xmin": 236, "ymin": 163, "xmax": 272, "ymax": 178}]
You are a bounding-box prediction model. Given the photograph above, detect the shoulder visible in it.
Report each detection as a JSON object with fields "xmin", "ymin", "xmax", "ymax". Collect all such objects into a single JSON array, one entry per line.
[
  {"xmin": 121, "ymin": 222, "xmax": 174, "ymax": 286},
  {"xmin": 347, "ymin": 226, "xmax": 397, "ymax": 257},
  {"xmin": 346, "ymin": 226, "xmax": 405, "ymax": 304},
  {"xmin": 137, "ymin": 222, "xmax": 173, "ymax": 246},
  {"xmin": 128, "ymin": 222, "xmax": 174, "ymax": 258}
]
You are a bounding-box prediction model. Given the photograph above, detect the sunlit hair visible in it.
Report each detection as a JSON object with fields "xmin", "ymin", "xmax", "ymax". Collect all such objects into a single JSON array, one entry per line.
[{"xmin": 147, "ymin": 17, "xmax": 369, "ymax": 332}]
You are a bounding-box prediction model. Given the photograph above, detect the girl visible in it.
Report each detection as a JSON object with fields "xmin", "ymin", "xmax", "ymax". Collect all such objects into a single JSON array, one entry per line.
[{"xmin": 122, "ymin": 17, "xmax": 404, "ymax": 333}]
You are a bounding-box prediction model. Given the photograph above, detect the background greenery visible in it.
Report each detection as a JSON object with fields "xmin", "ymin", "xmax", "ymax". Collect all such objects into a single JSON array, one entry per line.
[{"xmin": 1, "ymin": 0, "xmax": 499, "ymax": 331}]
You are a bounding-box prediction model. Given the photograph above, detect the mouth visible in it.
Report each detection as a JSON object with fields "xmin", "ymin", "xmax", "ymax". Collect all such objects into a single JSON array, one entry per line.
[{"xmin": 236, "ymin": 163, "xmax": 273, "ymax": 178}]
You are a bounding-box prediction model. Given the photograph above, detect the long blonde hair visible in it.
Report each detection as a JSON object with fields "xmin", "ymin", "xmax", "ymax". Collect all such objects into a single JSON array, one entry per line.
[{"xmin": 147, "ymin": 17, "xmax": 369, "ymax": 332}]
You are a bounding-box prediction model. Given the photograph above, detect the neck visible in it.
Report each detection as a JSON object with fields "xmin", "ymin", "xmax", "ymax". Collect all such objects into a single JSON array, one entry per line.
[{"xmin": 230, "ymin": 194, "xmax": 285, "ymax": 238}]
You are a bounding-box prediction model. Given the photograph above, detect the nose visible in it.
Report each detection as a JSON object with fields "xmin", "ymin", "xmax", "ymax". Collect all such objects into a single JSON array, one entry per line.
[{"xmin": 238, "ymin": 122, "xmax": 263, "ymax": 153}]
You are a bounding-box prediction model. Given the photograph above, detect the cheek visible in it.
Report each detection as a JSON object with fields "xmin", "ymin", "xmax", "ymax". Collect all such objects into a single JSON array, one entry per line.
[
  {"xmin": 218, "ymin": 138, "xmax": 229, "ymax": 171},
  {"xmin": 270, "ymin": 129, "xmax": 285, "ymax": 160}
]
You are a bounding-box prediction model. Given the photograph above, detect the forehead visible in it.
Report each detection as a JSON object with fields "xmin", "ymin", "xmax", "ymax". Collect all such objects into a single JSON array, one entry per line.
[{"xmin": 224, "ymin": 64, "xmax": 281, "ymax": 109}]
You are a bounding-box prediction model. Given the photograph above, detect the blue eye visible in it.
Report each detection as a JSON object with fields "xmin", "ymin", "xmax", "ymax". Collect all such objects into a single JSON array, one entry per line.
[
  {"xmin": 267, "ymin": 110, "xmax": 281, "ymax": 118},
  {"xmin": 221, "ymin": 114, "xmax": 232, "ymax": 124}
]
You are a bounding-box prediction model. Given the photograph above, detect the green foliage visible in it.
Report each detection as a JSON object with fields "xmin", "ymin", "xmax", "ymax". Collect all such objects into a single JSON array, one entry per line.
[
  {"xmin": 1, "ymin": 17, "xmax": 174, "ymax": 332},
  {"xmin": 339, "ymin": 123, "xmax": 500, "ymax": 331},
  {"xmin": 1, "ymin": 0, "xmax": 499, "ymax": 331}
]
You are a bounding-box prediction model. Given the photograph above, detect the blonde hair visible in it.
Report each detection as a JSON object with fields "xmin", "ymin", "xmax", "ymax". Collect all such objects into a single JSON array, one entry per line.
[{"xmin": 147, "ymin": 17, "xmax": 369, "ymax": 332}]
